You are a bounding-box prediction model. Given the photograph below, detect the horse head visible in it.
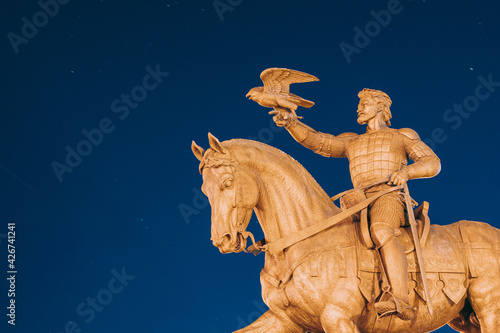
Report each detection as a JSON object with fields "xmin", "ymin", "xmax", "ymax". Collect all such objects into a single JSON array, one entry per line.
[{"xmin": 192, "ymin": 133, "xmax": 260, "ymax": 253}]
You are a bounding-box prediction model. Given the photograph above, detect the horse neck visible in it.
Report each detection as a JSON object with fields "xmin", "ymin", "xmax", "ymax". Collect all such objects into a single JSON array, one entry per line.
[{"xmin": 252, "ymin": 163, "xmax": 341, "ymax": 244}]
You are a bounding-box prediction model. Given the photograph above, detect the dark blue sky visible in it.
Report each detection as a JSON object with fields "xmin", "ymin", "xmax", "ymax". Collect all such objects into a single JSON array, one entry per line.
[{"xmin": 1, "ymin": 0, "xmax": 499, "ymax": 332}]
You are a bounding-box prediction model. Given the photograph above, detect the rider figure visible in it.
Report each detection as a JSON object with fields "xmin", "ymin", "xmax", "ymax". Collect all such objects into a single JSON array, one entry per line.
[{"xmin": 272, "ymin": 88, "xmax": 441, "ymax": 320}]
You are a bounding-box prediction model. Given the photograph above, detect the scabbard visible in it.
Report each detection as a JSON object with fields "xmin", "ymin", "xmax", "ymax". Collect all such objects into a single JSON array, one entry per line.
[{"xmin": 404, "ymin": 183, "xmax": 434, "ymax": 316}]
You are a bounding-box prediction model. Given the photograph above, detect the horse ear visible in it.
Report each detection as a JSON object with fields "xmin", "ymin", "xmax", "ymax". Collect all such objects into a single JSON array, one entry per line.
[
  {"xmin": 208, "ymin": 132, "xmax": 227, "ymax": 154},
  {"xmin": 191, "ymin": 141, "xmax": 205, "ymax": 161}
]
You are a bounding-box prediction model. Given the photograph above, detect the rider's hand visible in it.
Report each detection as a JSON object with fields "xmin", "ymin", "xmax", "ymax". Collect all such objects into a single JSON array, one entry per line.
[
  {"xmin": 388, "ymin": 169, "xmax": 409, "ymax": 186},
  {"xmin": 269, "ymin": 109, "xmax": 296, "ymax": 127}
]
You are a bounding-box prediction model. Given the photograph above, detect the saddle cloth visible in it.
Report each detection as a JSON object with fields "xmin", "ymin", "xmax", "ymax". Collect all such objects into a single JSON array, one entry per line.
[{"xmin": 357, "ymin": 222, "xmax": 467, "ymax": 304}]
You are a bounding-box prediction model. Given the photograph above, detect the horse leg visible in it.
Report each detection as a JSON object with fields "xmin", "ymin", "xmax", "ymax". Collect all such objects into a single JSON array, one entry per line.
[
  {"xmin": 447, "ymin": 299, "xmax": 481, "ymax": 333},
  {"xmin": 233, "ymin": 309, "xmax": 295, "ymax": 333},
  {"xmin": 470, "ymin": 300, "xmax": 500, "ymax": 333},
  {"xmin": 467, "ymin": 278, "xmax": 500, "ymax": 333},
  {"xmin": 320, "ymin": 305, "xmax": 360, "ymax": 333}
]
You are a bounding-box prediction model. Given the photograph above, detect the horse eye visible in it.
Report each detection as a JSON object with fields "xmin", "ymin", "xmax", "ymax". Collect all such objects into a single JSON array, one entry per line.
[{"xmin": 223, "ymin": 179, "xmax": 234, "ymax": 189}]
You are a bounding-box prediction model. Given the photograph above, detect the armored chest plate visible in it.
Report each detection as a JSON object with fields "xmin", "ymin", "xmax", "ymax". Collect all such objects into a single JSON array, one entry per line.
[{"xmin": 347, "ymin": 129, "xmax": 407, "ymax": 187}]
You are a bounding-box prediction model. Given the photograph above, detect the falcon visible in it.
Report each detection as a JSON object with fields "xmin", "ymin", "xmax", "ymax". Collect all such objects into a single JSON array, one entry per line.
[{"xmin": 246, "ymin": 68, "xmax": 319, "ymax": 117}]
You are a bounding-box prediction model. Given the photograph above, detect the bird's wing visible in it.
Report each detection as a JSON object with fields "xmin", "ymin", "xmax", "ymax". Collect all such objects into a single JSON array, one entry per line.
[{"xmin": 260, "ymin": 68, "xmax": 318, "ymax": 94}]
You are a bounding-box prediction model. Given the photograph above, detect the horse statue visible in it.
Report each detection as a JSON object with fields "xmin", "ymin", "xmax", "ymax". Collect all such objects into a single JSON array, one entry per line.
[{"xmin": 192, "ymin": 133, "xmax": 500, "ymax": 333}]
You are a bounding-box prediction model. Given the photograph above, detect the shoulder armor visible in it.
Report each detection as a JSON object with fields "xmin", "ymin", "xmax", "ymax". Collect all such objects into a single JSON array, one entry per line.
[
  {"xmin": 398, "ymin": 128, "xmax": 420, "ymax": 140},
  {"xmin": 337, "ymin": 132, "xmax": 358, "ymax": 139}
]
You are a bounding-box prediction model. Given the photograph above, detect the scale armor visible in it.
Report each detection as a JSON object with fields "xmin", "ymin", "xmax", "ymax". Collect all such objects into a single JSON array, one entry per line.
[
  {"xmin": 285, "ymin": 121, "xmax": 440, "ymax": 188},
  {"xmin": 347, "ymin": 128, "xmax": 407, "ymax": 188}
]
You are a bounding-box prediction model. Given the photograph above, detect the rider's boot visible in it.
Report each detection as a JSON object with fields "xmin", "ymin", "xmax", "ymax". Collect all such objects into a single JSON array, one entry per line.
[{"xmin": 371, "ymin": 222, "xmax": 415, "ymax": 321}]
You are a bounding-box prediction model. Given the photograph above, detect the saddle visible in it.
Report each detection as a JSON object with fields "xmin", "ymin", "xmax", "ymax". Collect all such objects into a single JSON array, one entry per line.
[
  {"xmin": 335, "ymin": 188, "xmax": 468, "ymax": 306},
  {"xmin": 351, "ymin": 201, "xmax": 469, "ymax": 307},
  {"xmin": 353, "ymin": 199, "xmax": 431, "ymax": 250}
]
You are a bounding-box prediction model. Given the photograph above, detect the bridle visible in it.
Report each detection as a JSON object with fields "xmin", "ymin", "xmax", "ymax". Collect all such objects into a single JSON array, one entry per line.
[
  {"xmin": 229, "ymin": 160, "xmax": 267, "ymax": 253},
  {"xmin": 204, "ymin": 152, "xmax": 265, "ymax": 253}
]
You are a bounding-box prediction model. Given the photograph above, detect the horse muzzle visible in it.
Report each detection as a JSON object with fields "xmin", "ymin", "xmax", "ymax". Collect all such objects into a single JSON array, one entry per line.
[{"xmin": 212, "ymin": 232, "xmax": 247, "ymax": 253}]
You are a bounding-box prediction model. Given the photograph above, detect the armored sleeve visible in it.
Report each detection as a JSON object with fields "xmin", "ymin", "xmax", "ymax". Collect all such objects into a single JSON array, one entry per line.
[
  {"xmin": 285, "ymin": 120, "xmax": 355, "ymax": 158},
  {"xmin": 399, "ymin": 128, "xmax": 441, "ymax": 180}
]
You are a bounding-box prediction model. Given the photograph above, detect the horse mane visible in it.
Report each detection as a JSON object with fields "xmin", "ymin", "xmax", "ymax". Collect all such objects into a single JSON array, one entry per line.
[
  {"xmin": 222, "ymin": 138, "xmax": 305, "ymax": 170},
  {"xmin": 220, "ymin": 139, "xmax": 332, "ymax": 203}
]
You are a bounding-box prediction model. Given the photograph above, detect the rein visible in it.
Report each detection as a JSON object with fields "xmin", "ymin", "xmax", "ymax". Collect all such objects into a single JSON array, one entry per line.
[{"xmin": 246, "ymin": 179, "xmax": 403, "ymax": 255}]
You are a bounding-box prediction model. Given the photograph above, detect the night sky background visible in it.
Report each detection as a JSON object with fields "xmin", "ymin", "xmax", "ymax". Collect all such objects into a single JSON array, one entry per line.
[{"xmin": 1, "ymin": 0, "xmax": 500, "ymax": 332}]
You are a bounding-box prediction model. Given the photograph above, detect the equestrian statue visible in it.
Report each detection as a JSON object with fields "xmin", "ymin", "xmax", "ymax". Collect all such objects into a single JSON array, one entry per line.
[{"xmin": 191, "ymin": 68, "xmax": 500, "ymax": 333}]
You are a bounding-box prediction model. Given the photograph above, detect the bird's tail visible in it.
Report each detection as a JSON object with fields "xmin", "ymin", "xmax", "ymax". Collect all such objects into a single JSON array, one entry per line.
[{"xmin": 288, "ymin": 93, "xmax": 315, "ymax": 108}]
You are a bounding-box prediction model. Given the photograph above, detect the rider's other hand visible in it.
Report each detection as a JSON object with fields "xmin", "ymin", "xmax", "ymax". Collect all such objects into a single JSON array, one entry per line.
[{"xmin": 388, "ymin": 169, "xmax": 409, "ymax": 186}]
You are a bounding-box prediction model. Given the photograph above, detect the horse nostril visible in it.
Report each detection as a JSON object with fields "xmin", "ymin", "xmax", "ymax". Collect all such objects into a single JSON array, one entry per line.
[
  {"xmin": 222, "ymin": 233, "xmax": 231, "ymax": 244},
  {"xmin": 213, "ymin": 233, "xmax": 231, "ymax": 246}
]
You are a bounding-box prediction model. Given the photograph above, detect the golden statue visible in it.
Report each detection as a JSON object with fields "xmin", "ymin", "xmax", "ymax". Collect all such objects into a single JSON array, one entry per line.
[
  {"xmin": 192, "ymin": 68, "xmax": 500, "ymax": 333},
  {"xmin": 272, "ymin": 85, "xmax": 442, "ymax": 321}
]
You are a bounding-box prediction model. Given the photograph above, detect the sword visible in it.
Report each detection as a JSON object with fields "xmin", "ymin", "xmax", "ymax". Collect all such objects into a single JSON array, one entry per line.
[{"xmin": 403, "ymin": 183, "xmax": 434, "ymax": 316}]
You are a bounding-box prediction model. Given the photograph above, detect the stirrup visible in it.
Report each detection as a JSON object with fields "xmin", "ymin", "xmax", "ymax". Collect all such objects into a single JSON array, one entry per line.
[{"xmin": 374, "ymin": 294, "xmax": 415, "ymax": 321}]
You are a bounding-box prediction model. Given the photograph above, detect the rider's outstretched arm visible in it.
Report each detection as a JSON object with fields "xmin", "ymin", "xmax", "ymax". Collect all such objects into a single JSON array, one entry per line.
[{"xmin": 274, "ymin": 112, "xmax": 356, "ymax": 158}]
